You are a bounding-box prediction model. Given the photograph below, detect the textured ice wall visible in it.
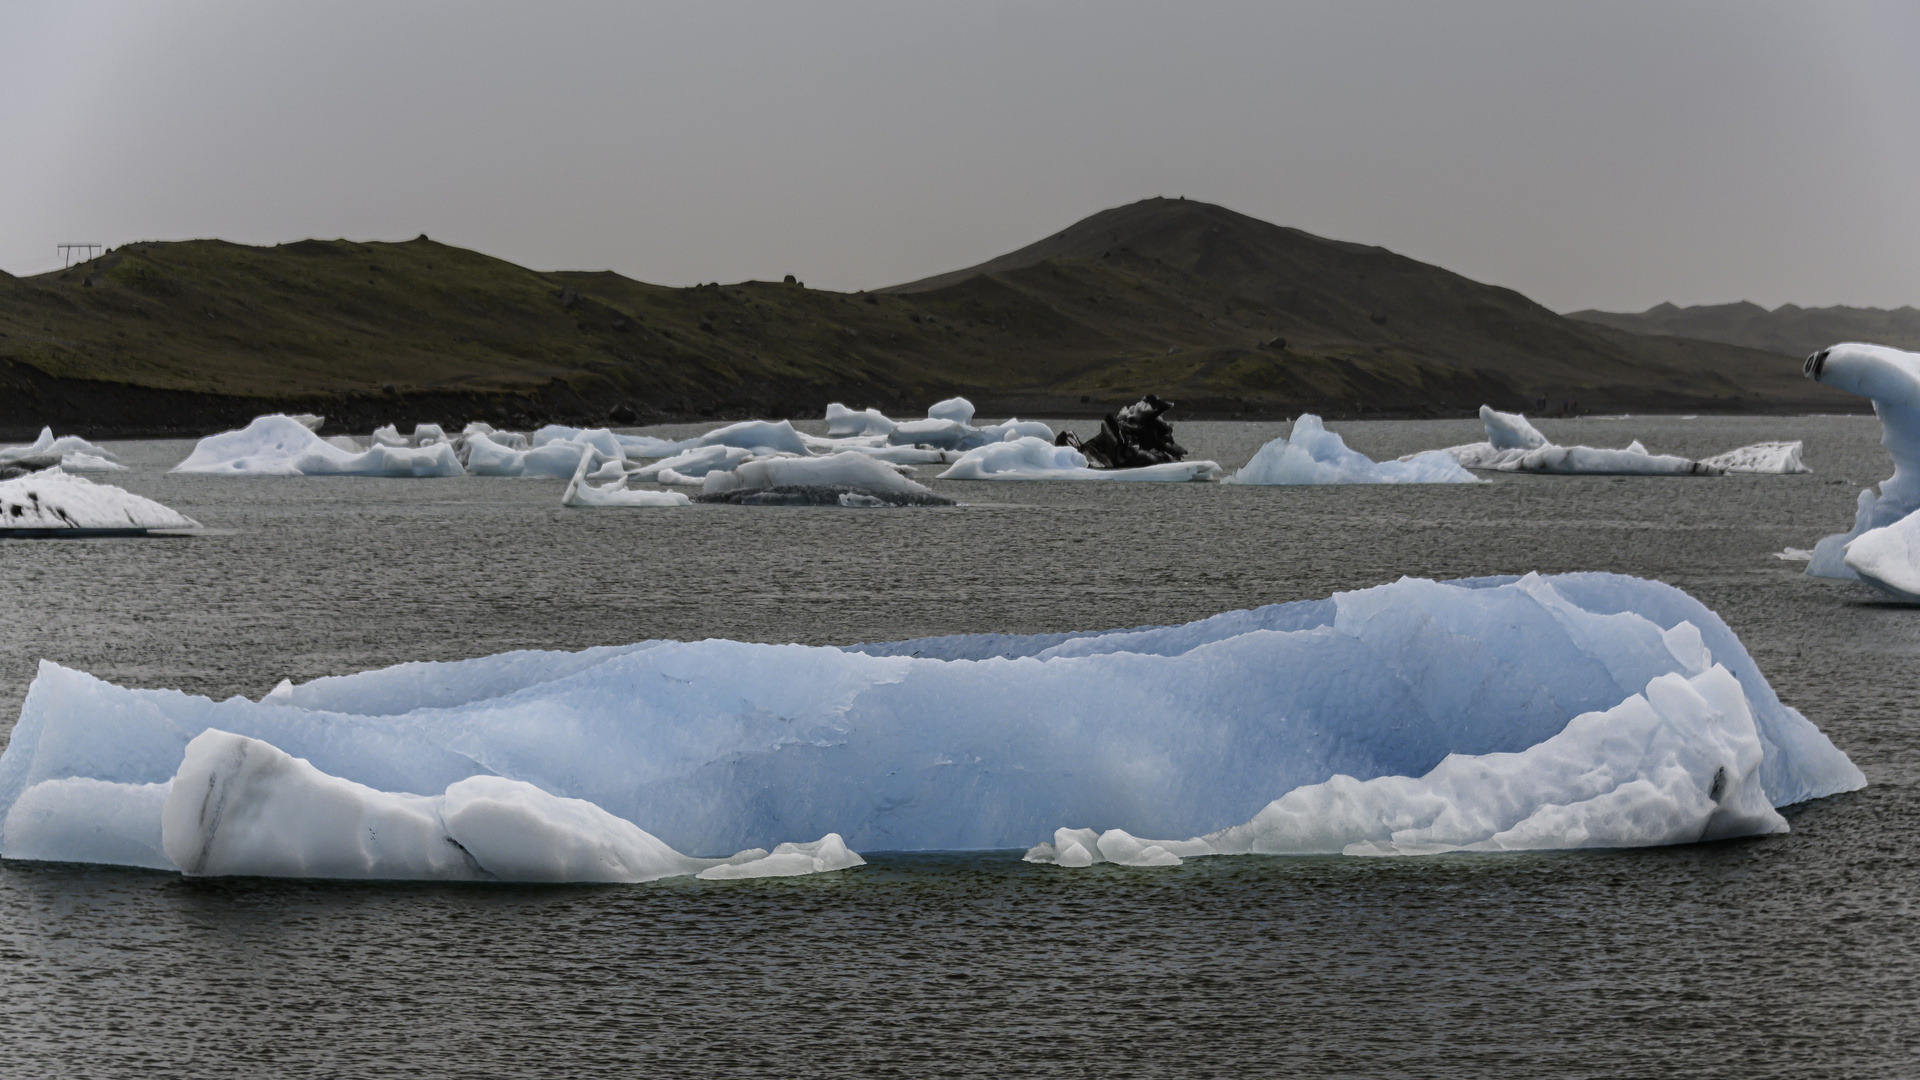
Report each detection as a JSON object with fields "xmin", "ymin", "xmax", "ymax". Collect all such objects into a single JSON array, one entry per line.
[
  {"xmin": 1803, "ymin": 343, "xmax": 1920, "ymax": 577},
  {"xmin": 1224, "ymin": 414, "xmax": 1480, "ymax": 485},
  {"xmin": 0, "ymin": 575, "xmax": 1861, "ymax": 868}
]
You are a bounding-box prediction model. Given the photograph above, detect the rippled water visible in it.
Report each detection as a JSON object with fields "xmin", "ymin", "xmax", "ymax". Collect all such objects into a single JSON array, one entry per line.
[{"xmin": 1, "ymin": 415, "xmax": 1915, "ymax": 1077}]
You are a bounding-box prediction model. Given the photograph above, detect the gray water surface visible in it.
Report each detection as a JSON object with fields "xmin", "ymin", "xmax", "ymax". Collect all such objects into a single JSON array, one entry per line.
[{"xmin": 0, "ymin": 416, "xmax": 1914, "ymax": 1077}]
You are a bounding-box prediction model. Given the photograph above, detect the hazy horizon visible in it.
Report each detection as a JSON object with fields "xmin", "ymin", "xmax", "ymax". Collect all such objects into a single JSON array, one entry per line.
[{"xmin": 5, "ymin": 1, "xmax": 1916, "ymax": 313}]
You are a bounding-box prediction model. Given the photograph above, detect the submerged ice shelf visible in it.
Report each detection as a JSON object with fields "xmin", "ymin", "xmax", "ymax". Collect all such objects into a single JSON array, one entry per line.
[{"xmin": 0, "ymin": 574, "xmax": 1861, "ymax": 881}]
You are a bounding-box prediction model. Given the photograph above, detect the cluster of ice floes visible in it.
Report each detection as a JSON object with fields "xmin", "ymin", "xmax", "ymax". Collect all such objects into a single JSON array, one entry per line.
[
  {"xmin": 1430, "ymin": 406, "xmax": 1807, "ymax": 477},
  {"xmin": 0, "ymin": 573, "xmax": 1860, "ymax": 881},
  {"xmin": 937, "ymin": 437, "xmax": 1220, "ymax": 482},
  {"xmin": 0, "ymin": 467, "xmax": 199, "ymax": 535},
  {"xmin": 1224, "ymin": 414, "xmax": 1480, "ymax": 485},
  {"xmin": 0, "ymin": 428, "xmax": 124, "ymax": 473}
]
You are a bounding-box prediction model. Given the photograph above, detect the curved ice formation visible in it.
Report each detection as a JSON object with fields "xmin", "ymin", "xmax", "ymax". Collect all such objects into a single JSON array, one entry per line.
[
  {"xmin": 628, "ymin": 444, "xmax": 756, "ymax": 484},
  {"xmin": 1840, "ymin": 513, "xmax": 1920, "ymax": 601},
  {"xmin": 561, "ymin": 454, "xmax": 692, "ymax": 508},
  {"xmin": 702, "ymin": 452, "xmax": 935, "ymax": 498},
  {"xmin": 173, "ymin": 415, "xmax": 466, "ymax": 477},
  {"xmin": 825, "ymin": 404, "xmax": 897, "ymax": 437},
  {"xmin": 0, "ymin": 428, "xmax": 124, "ymax": 472},
  {"xmin": 1802, "ymin": 343, "xmax": 1920, "ymax": 577},
  {"xmin": 0, "ymin": 467, "xmax": 199, "ymax": 534},
  {"xmin": 1224, "ymin": 414, "xmax": 1481, "ymax": 485},
  {"xmin": 0, "ymin": 574, "xmax": 1861, "ymax": 874},
  {"xmin": 938, "ymin": 437, "xmax": 1220, "ymax": 481},
  {"xmin": 1700, "ymin": 441, "xmax": 1810, "ymax": 475}
]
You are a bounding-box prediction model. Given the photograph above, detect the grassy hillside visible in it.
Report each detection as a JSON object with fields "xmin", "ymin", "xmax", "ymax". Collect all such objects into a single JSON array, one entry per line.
[
  {"xmin": 1567, "ymin": 300, "xmax": 1920, "ymax": 358},
  {"xmin": 0, "ymin": 199, "xmax": 1857, "ymax": 437}
]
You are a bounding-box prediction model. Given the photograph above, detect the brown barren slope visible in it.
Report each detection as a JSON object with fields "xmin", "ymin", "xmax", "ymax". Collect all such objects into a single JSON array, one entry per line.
[{"xmin": 0, "ymin": 199, "xmax": 1857, "ymax": 438}]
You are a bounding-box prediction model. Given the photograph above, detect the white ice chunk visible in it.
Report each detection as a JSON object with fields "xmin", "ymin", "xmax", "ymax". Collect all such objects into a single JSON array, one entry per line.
[
  {"xmin": 926, "ymin": 396, "xmax": 976, "ymax": 425},
  {"xmin": 1842, "ymin": 512, "xmax": 1920, "ymax": 601},
  {"xmin": 173, "ymin": 415, "xmax": 466, "ymax": 477},
  {"xmin": 561, "ymin": 452, "xmax": 693, "ymax": 507},
  {"xmin": 466, "ymin": 431, "xmax": 616, "ymax": 478},
  {"xmin": 1432, "ymin": 406, "xmax": 1722, "ymax": 475},
  {"xmin": 1802, "ymin": 343, "xmax": 1920, "ymax": 577},
  {"xmin": 825, "ymin": 403, "xmax": 898, "ymax": 437},
  {"xmin": 696, "ymin": 834, "xmax": 866, "ymax": 879},
  {"xmin": 162, "ymin": 729, "xmax": 483, "ymax": 880},
  {"xmin": 1700, "ymin": 441, "xmax": 1810, "ymax": 474},
  {"xmin": 0, "ymin": 427, "xmax": 126, "ymax": 472},
  {"xmin": 1481, "ymin": 406, "xmax": 1549, "ymax": 451},
  {"xmin": 1224, "ymin": 414, "xmax": 1481, "ymax": 485},
  {"xmin": 623, "ymin": 420, "xmax": 814, "ymax": 459},
  {"xmin": 131, "ymin": 730, "xmax": 860, "ymax": 883},
  {"xmin": 288, "ymin": 414, "xmax": 325, "ymax": 432},
  {"xmin": 702, "ymin": 451, "xmax": 936, "ymax": 497},
  {"xmin": 626, "ymin": 444, "xmax": 754, "ymax": 482},
  {"xmin": 0, "ymin": 467, "xmax": 199, "ymax": 532},
  {"xmin": 938, "ymin": 437, "xmax": 1220, "ymax": 481},
  {"xmin": 886, "ymin": 418, "xmax": 975, "ymax": 450}
]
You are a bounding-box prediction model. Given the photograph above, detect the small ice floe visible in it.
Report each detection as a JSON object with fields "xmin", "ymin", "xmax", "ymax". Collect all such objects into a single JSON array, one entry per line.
[
  {"xmin": 0, "ymin": 467, "xmax": 199, "ymax": 536},
  {"xmin": 1700, "ymin": 441, "xmax": 1810, "ymax": 474},
  {"xmin": 173, "ymin": 415, "xmax": 466, "ymax": 477},
  {"xmin": 1431, "ymin": 406, "xmax": 1735, "ymax": 476},
  {"xmin": 1224, "ymin": 414, "xmax": 1481, "ymax": 485},
  {"xmin": 938, "ymin": 437, "xmax": 1219, "ymax": 481},
  {"xmin": 698, "ymin": 452, "xmax": 954, "ymax": 505},
  {"xmin": 560, "ymin": 452, "xmax": 691, "ymax": 507},
  {"xmin": 1800, "ymin": 343, "xmax": 1920, "ymax": 579},
  {"xmin": 1774, "ymin": 548, "xmax": 1814, "ymax": 562},
  {"xmin": 1841, "ymin": 512, "xmax": 1920, "ymax": 601},
  {"xmin": 0, "ymin": 428, "xmax": 125, "ymax": 473}
]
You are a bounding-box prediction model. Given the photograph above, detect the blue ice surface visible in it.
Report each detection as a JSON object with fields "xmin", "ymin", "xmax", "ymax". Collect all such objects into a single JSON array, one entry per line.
[{"xmin": 0, "ymin": 573, "xmax": 1861, "ymax": 857}]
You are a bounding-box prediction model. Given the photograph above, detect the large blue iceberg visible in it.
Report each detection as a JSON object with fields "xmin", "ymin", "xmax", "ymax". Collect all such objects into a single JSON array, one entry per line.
[{"xmin": 0, "ymin": 574, "xmax": 1862, "ymax": 880}]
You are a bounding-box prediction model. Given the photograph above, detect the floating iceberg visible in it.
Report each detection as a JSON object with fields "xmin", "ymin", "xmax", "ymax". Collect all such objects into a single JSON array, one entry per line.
[
  {"xmin": 1436, "ymin": 406, "xmax": 1723, "ymax": 475},
  {"xmin": 372, "ymin": 422, "xmax": 451, "ymax": 449},
  {"xmin": 627, "ymin": 444, "xmax": 756, "ymax": 485},
  {"xmin": 926, "ymin": 396, "xmax": 976, "ymax": 425},
  {"xmin": 1224, "ymin": 414, "xmax": 1481, "ymax": 485},
  {"xmin": 1842, "ymin": 513, "xmax": 1920, "ymax": 601},
  {"xmin": 622, "ymin": 420, "xmax": 815, "ymax": 460},
  {"xmin": 0, "ymin": 574, "xmax": 1860, "ymax": 877},
  {"xmin": 0, "ymin": 467, "xmax": 199, "ymax": 535},
  {"xmin": 0, "ymin": 427, "xmax": 124, "ymax": 472},
  {"xmin": 938, "ymin": 437, "xmax": 1220, "ymax": 482},
  {"xmin": 1802, "ymin": 344, "xmax": 1920, "ymax": 578},
  {"xmin": 1700, "ymin": 441, "xmax": 1810, "ymax": 475},
  {"xmin": 701, "ymin": 452, "xmax": 944, "ymax": 502},
  {"xmin": 561, "ymin": 454, "xmax": 692, "ymax": 508},
  {"xmin": 464, "ymin": 430, "xmax": 622, "ymax": 478},
  {"xmin": 173, "ymin": 415, "xmax": 466, "ymax": 477},
  {"xmin": 825, "ymin": 404, "xmax": 897, "ymax": 437}
]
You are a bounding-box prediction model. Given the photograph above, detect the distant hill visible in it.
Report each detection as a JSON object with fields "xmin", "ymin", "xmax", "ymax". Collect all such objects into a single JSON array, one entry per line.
[
  {"xmin": 0, "ymin": 198, "xmax": 1856, "ymax": 437},
  {"xmin": 1567, "ymin": 301, "xmax": 1920, "ymax": 358}
]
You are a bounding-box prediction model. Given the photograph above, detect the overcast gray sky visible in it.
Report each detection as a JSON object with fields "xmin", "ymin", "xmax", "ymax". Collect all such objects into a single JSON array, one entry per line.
[{"xmin": 4, "ymin": 1, "xmax": 1915, "ymax": 312}]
